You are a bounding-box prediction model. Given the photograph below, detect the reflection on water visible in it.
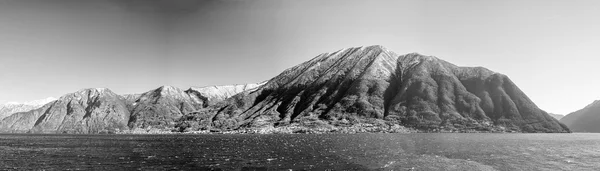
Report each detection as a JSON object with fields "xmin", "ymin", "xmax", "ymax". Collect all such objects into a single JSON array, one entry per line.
[{"xmin": 0, "ymin": 133, "xmax": 599, "ymax": 170}]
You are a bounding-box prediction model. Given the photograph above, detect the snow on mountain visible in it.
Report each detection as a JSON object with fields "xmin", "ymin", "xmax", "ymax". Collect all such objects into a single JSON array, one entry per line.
[
  {"xmin": 0, "ymin": 97, "xmax": 57, "ymax": 120},
  {"xmin": 187, "ymin": 82, "xmax": 266, "ymax": 102}
]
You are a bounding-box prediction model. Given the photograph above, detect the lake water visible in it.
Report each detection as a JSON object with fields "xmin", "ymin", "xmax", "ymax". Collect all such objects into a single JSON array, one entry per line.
[{"xmin": 1, "ymin": 133, "xmax": 599, "ymax": 171}]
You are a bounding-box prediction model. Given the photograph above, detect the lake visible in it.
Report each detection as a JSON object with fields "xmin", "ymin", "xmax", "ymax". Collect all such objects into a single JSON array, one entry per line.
[{"xmin": 0, "ymin": 133, "xmax": 599, "ymax": 170}]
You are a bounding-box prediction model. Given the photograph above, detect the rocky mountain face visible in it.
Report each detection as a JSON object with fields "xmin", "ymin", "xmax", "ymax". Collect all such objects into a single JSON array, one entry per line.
[
  {"xmin": 186, "ymin": 83, "xmax": 265, "ymax": 107},
  {"xmin": 0, "ymin": 89, "xmax": 130, "ymax": 134},
  {"xmin": 125, "ymin": 84, "xmax": 263, "ymax": 129},
  {"xmin": 0, "ymin": 97, "xmax": 57, "ymax": 120},
  {"xmin": 0, "ymin": 46, "xmax": 570, "ymax": 134},
  {"xmin": 560, "ymin": 100, "xmax": 600, "ymax": 132},
  {"xmin": 127, "ymin": 86, "xmax": 202, "ymax": 129},
  {"xmin": 178, "ymin": 45, "xmax": 569, "ymax": 133},
  {"xmin": 549, "ymin": 113, "xmax": 564, "ymax": 120},
  {"xmin": 0, "ymin": 83, "xmax": 260, "ymax": 133}
]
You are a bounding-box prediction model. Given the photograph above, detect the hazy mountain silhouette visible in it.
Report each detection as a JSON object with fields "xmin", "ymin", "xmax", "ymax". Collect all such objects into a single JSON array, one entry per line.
[
  {"xmin": 0, "ymin": 97, "xmax": 57, "ymax": 120},
  {"xmin": 560, "ymin": 100, "xmax": 600, "ymax": 132},
  {"xmin": 548, "ymin": 113, "xmax": 564, "ymax": 120}
]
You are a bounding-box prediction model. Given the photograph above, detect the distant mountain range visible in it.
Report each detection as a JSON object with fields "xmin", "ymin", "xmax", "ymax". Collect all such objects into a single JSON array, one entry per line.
[
  {"xmin": 0, "ymin": 84, "xmax": 258, "ymax": 133},
  {"xmin": 548, "ymin": 113, "xmax": 564, "ymax": 120},
  {"xmin": 0, "ymin": 45, "xmax": 571, "ymax": 133},
  {"xmin": 560, "ymin": 100, "xmax": 600, "ymax": 132},
  {"xmin": 187, "ymin": 83, "xmax": 265, "ymax": 107},
  {"xmin": 0, "ymin": 97, "xmax": 57, "ymax": 120}
]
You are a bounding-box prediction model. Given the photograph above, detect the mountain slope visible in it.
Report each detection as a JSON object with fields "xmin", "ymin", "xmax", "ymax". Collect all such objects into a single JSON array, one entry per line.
[
  {"xmin": 560, "ymin": 101, "xmax": 600, "ymax": 132},
  {"xmin": 186, "ymin": 83, "xmax": 265, "ymax": 107},
  {"xmin": 0, "ymin": 83, "xmax": 264, "ymax": 133},
  {"xmin": 549, "ymin": 113, "xmax": 564, "ymax": 120},
  {"xmin": 1, "ymin": 88, "xmax": 130, "ymax": 134},
  {"xmin": 0, "ymin": 97, "xmax": 57, "ymax": 120},
  {"xmin": 127, "ymin": 86, "xmax": 202, "ymax": 129},
  {"xmin": 178, "ymin": 45, "xmax": 569, "ymax": 133}
]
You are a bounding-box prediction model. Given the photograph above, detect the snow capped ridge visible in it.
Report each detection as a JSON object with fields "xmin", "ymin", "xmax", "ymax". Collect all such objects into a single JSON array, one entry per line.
[
  {"xmin": 72, "ymin": 88, "xmax": 112, "ymax": 95},
  {"xmin": 189, "ymin": 82, "xmax": 264, "ymax": 101},
  {"xmin": 50, "ymin": 88, "xmax": 120, "ymax": 103},
  {"xmin": 193, "ymin": 82, "xmax": 265, "ymax": 91},
  {"xmin": 3, "ymin": 97, "xmax": 57, "ymax": 107},
  {"xmin": 25, "ymin": 97, "xmax": 58, "ymax": 106},
  {"xmin": 159, "ymin": 85, "xmax": 178, "ymax": 91},
  {"xmin": 153, "ymin": 85, "xmax": 189, "ymax": 97},
  {"xmin": 0, "ymin": 97, "xmax": 58, "ymax": 120},
  {"xmin": 162, "ymin": 86, "xmax": 191, "ymax": 100},
  {"xmin": 4, "ymin": 102, "xmax": 20, "ymax": 105}
]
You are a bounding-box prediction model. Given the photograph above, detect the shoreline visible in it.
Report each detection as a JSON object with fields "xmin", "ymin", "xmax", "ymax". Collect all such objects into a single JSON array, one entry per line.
[{"xmin": 114, "ymin": 124, "xmax": 533, "ymax": 135}]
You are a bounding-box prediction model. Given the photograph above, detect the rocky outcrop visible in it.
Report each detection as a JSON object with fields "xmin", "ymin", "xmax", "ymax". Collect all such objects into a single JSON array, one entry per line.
[
  {"xmin": 178, "ymin": 45, "xmax": 570, "ymax": 133},
  {"xmin": 1, "ymin": 88, "xmax": 130, "ymax": 134},
  {"xmin": 0, "ymin": 97, "xmax": 57, "ymax": 120},
  {"xmin": 560, "ymin": 100, "xmax": 600, "ymax": 132}
]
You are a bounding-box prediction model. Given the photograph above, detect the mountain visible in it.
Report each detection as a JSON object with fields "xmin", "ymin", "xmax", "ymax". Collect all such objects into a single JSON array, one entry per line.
[
  {"xmin": 178, "ymin": 45, "xmax": 569, "ymax": 133},
  {"xmin": 186, "ymin": 83, "xmax": 265, "ymax": 107},
  {"xmin": 548, "ymin": 113, "xmax": 564, "ymax": 120},
  {"xmin": 560, "ymin": 100, "xmax": 600, "ymax": 132},
  {"xmin": 127, "ymin": 86, "xmax": 202, "ymax": 129},
  {"xmin": 0, "ymin": 82, "xmax": 262, "ymax": 134},
  {"xmin": 0, "ymin": 97, "xmax": 57, "ymax": 120},
  {"xmin": 1, "ymin": 88, "xmax": 130, "ymax": 134},
  {"xmin": 125, "ymin": 84, "xmax": 265, "ymax": 130}
]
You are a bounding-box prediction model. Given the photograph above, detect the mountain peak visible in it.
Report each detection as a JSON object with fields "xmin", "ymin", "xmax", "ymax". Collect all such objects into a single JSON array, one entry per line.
[
  {"xmin": 177, "ymin": 45, "xmax": 569, "ymax": 133},
  {"xmin": 582, "ymin": 100, "xmax": 600, "ymax": 109},
  {"xmin": 159, "ymin": 85, "xmax": 176, "ymax": 89},
  {"xmin": 58, "ymin": 88, "xmax": 117, "ymax": 101},
  {"xmin": 364, "ymin": 45, "xmax": 387, "ymax": 50},
  {"xmin": 560, "ymin": 100, "xmax": 600, "ymax": 132},
  {"xmin": 399, "ymin": 52, "xmax": 437, "ymax": 61},
  {"xmin": 76, "ymin": 88, "xmax": 111, "ymax": 94},
  {"xmin": 153, "ymin": 86, "xmax": 185, "ymax": 96}
]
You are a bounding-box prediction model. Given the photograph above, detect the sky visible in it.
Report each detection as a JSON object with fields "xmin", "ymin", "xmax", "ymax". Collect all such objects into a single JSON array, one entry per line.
[{"xmin": 0, "ymin": 0, "xmax": 599, "ymax": 115}]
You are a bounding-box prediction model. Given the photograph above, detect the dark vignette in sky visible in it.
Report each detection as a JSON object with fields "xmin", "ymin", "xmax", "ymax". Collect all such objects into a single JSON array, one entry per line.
[{"xmin": 0, "ymin": 0, "xmax": 599, "ymax": 114}]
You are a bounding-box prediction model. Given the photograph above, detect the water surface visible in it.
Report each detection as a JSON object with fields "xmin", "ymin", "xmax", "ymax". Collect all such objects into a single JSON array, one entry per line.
[{"xmin": 1, "ymin": 133, "xmax": 599, "ymax": 170}]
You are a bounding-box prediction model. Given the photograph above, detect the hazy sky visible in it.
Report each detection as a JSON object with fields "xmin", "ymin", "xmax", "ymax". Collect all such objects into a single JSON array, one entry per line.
[{"xmin": 1, "ymin": 0, "xmax": 599, "ymax": 114}]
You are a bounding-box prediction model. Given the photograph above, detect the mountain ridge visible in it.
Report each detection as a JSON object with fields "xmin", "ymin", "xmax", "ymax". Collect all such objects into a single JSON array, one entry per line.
[
  {"xmin": 1, "ymin": 88, "xmax": 130, "ymax": 134},
  {"xmin": 0, "ymin": 45, "xmax": 570, "ymax": 133},
  {"xmin": 0, "ymin": 83, "xmax": 263, "ymax": 133},
  {"xmin": 560, "ymin": 100, "xmax": 600, "ymax": 132},
  {"xmin": 0, "ymin": 97, "xmax": 57, "ymax": 120},
  {"xmin": 177, "ymin": 45, "xmax": 569, "ymax": 133}
]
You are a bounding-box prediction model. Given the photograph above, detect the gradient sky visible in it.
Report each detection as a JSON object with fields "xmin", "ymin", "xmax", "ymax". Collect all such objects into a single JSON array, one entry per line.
[{"xmin": 1, "ymin": 0, "xmax": 599, "ymax": 115}]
